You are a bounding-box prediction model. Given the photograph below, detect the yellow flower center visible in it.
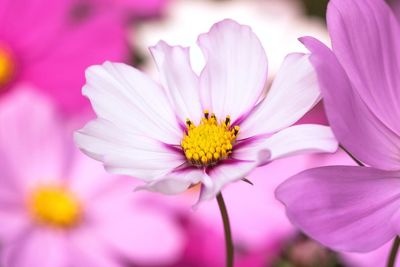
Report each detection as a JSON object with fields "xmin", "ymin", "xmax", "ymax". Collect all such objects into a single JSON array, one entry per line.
[
  {"xmin": 0, "ymin": 46, "xmax": 15, "ymax": 87},
  {"xmin": 28, "ymin": 185, "xmax": 82, "ymax": 228},
  {"xmin": 181, "ymin": 110, "xmax": 240, "ymax": 167}
]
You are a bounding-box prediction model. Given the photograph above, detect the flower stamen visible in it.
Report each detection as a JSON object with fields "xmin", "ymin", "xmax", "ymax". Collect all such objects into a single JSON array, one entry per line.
[
  {"xmin": 28, "ymin": 185, "xmax": 82, "ymax": 228},
  {"xmin": 181, "ymin": 110, "xmax": 239, "ymax": 167},
  {"xmin": 0, "ymin": 46, "xmax": 15, "ymax": 87}
]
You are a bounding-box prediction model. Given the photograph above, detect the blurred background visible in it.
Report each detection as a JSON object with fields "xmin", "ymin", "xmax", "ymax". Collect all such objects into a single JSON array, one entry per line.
[{"xmin": 0, "ymin": 0, "xmax": 398, "ymax": 266}]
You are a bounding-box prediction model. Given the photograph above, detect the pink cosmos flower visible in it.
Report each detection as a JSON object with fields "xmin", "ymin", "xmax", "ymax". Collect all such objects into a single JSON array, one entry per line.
[
  {"xmin": 0, "ymin": 87, "xmax": 184, "ymax": 267},
  {"xmin": 276, "ymin": 0, "xmax": 400, "ymax": 252},
  {"xmin": 75, "ymin": 19, "xmax": 338, "ymax": 202},
  {"xmin": 0, "ymin": 0, "xmax": 127, "ymax": 116}
]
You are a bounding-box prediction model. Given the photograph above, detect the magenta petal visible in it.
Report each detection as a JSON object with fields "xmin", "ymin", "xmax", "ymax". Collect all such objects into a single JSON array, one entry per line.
[
  {"xmin": 301, "ymin": 37, "xmax": 400, "ymax": 170},
  {"xmin": 0, "ymin": 0, "xmax": 68, "ymax": 59},
  {"xmin": 24, "ymin": 14, "xmax": 128, "ymax": 116},
  {"xmin": 276, "ymin": 166, "xmax": 400, "ymax": 252},
  {"xmin": 327, "ymin": 0, "xmax": 400, "ymax": 135}
]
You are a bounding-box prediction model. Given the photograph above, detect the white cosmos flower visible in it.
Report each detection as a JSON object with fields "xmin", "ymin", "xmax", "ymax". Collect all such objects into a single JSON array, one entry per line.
[
  {"xmin": 74, "ymin": 19, "xmax": 338, "ymax": 202},
  {"xmin": 134, "ymin": 0, "xmax": 329, "ymax": 78}
]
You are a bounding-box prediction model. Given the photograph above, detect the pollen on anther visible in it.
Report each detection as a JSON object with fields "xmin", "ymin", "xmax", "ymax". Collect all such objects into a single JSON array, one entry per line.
[{"xmin": 181, "ymin": 111, "xmax": 239, "ymax": 167}]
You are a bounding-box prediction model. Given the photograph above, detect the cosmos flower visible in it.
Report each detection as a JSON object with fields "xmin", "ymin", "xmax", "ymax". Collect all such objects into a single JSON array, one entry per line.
[
  {"xmin": 0, "ymin": 0, "xmax": 127, "ymax": 116},
  {"xmin": 276, "ymin": 0, "xmax": 400, "ymax": 252},
  {"xmin": 135, "ymin": 0, "xmax": 329, "ymax": 78},
  {"xmin": 75, "ymin": 19, "xmax": 337, "ymax": 202},
  {"xmin": 0, "ymin": 87, "xmax": 184, "ymax": 267}
]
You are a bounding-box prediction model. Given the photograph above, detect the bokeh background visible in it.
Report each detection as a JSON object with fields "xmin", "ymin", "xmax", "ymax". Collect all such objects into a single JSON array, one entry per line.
[{"xmin": 0, "ymin": 0, "xmax": 398, "ymax": 266}]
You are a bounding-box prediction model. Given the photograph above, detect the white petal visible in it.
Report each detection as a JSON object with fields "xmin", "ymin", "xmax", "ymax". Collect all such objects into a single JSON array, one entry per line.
[
  {"xmin": 75, "ymin": 119, "xmax": 185, "ymax": 181},
  {"xmin": 240, "ymin": 53, "xmax": 321, "ymax": 139},
  {"xmin": 84, "ymin": 61, "xmax": 181, "ymax": 144},
  {"xmin": 150, "ymin": 41, "xmax": 203, "ymax": 124},
  {"xmin": 137, "ymin": 167, "xmax": 204, "ymax": 195},
  {"xmin": 198, "ymin": 19, "xmax": 268, "ymax": 122},
  {"xmin": 199, "ymin": 160, "xmax": 257, "ymax": 202},
  {"xmin": 235, "ymin": 124, "xmax": 338, "ymax": 163}
]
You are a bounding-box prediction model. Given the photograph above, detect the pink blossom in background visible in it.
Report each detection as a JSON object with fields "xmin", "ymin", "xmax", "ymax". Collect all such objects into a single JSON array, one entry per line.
[
  {"xmin": 160, "ymin": 148, "xmax": 354, "ymax": 267},
  {"xmin": 0, "ymin": 0, "xmax": 128, "ymax": 116},
  {"xmin": 75, "ymin": 19, "xmax": 338, "ymax": 203},
  {"xmin": 0, "ymin": 87, "xmax": 184, "ymax": 267},
  {"xmin": 276, "ymin": 0, "xmax": 400, "ymax": 253}
]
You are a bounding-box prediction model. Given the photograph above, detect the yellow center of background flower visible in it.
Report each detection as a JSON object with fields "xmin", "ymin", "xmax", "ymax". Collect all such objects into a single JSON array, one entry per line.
[
  {"xmin": 182, "ymin": 110, "xmax": 239, "ymax": 167},
  {"xmin": 0, "ymin": 47, "xmax": 15, "ymax": 87},
  {"xmin": 28, "ymin": 185, "xmax": 81, "ymax": 228}
]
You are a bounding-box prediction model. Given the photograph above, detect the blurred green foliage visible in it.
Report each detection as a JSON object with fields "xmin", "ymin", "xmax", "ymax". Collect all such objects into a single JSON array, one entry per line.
[
  {"xmin": 271, "ymin": 233, "xmax": 347, "ymax": 267},
  {"xmin": 302, "ymin": 0, "xmax": 329, "ymax": 19}
]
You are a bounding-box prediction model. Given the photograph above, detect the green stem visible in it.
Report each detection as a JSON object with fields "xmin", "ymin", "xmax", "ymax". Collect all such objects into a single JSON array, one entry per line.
[
  {"xmin": 387, "ymin": 236, "xmax": 400, "ymax": 267},
  {"xmin": 216, "ymin": 193, "xmax": 234, "ymax": 267}
]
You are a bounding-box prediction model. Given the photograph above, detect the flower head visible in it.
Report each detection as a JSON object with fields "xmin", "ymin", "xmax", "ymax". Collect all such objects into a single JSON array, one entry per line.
[
  {"xmin": 0, "ymin": 88, "xmax": 184, "ymax": 267},
  {"xmin": 276, "ymin": 0, "xmax": 400, "ymax": 252},
  {"xmin": 75, "ymin": 19, "xmax": 337, "ymax": 202}
]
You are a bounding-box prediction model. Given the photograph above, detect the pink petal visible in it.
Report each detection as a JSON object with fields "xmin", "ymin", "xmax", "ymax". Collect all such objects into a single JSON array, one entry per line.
[
  {"xmin": 301, "ymin": 37, "xmax": 400, "ymax": 170},
  {"xmin": 198, "ymin": 19, "xmax": 268, "ymax": 122},
  {"xmin": 276, "ymin": 166, "xmax": 400, "ymax": 252},
  {"xmin": 75, "ymin": 118, "xmax": 185, "ymax": 181},
  {"xmin": 240, "ymin": 53, "xmax": 320, "ymax": 139},
  {"xmin": 342, "ymin": 241, "xmax": 400, "ymax": 267},
  {"xmin": 66, "ymin": 148, "xmax": 127, "ymax": 201},
  {"xmin": 0, "ymin": 205, "xmax": 30, "ymax": 243},
  {"xmin": 0, "ymin": 88, "xmax": 68, "ymax": 190},
  {"xmin": 327, "ymin": 0, "xmax": 400, "ymax": 135},
  {"xmin": 150, "ymin": 41, "xmax": 202, "ymax": 124},
  {"xmin": 197, "ymin": 156, "xmax": 312, "ymax": 248},
  {"xmin": 69, "ymin": 227, "xmax": 120, "ymax": 267},
  {"xmin": 82, "ymin": 61, "xmax": 182, "ymax": 145},
  {"xmin": 2, "ymin": 228, "xmax": 69, "ymax": 267},
  {"xmin": 86, "ymin": 187, "xmax": 185, "ymax": 265}
]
